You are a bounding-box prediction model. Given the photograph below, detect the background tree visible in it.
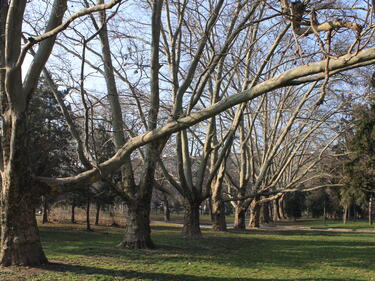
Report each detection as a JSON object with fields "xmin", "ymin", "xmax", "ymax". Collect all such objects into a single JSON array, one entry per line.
[
  {"xmin": 284, "ymin": 190, "xmax": 305, "ymax": 221},
  {"xmin": 27, "ymin": 83, "xmax": 73, "ymax": 224},
  {"xmin": 343, "ymin": 102, "xmax": 375, "ymax": 224}
]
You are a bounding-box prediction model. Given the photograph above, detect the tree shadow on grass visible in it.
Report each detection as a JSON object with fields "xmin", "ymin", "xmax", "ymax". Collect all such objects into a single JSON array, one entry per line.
[
  {"xmin": 41, "ymin": 225, "xmax": 375, "ymax": 277},
  {"xmin": 38, "ymin": 262, "xmax": 368, "ymax": 281},
  {"xmin": 49, "ymin": 234, "xmax": 375, "ymax": 274}
]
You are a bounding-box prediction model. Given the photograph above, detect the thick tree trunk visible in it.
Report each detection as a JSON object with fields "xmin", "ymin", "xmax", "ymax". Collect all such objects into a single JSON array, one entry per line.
[
  {"xmin": 118, "ymin": 199, "xmax": 154, "ymax": 249},
  {"xmin": 71, "ymin": 201, "xmax": 76, "ymax": 224},
  {"xmin": 182, "ymin": 202, "xmax": 202, "ymax": 238},
  {"xmin": 0, "ymin": 113, "xmax": 48, "ymax": 266},
  {"xmin": 234, "ymin": 206, "xmax": 247, "ymax": 230},
  {"xmin": 248, "ymin": 200, "xmax": 261, "ymax": 228},
  {"xmin": 210, "ymin": 162, "xmax": 227, "ymax": 231},
  {"xmin": 95, "ymin": 202, "xmax": 100, "ymax": 226},
  {"xmin": 42, "ymin": 196, "xmax": 49, "ymax": 224},
  {"xmin": 0, "ymin": 195, "xmax": 48, "ymax": 266},
  {"xmin": 211, "ymin": 199, "xmax": 227, "ymax": 231}
]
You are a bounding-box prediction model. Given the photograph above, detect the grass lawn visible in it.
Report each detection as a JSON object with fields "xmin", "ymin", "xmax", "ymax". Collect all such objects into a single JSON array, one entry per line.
[
  {"xmin": 0, "ymin": 222, "xmax": 374, "ymax": 281},
  {"xmin": 298, "ymin": 219, "xmax": 375, "ymax": 231}
]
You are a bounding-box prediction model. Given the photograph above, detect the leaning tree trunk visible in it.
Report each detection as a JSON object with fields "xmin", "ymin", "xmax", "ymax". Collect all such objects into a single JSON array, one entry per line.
[
  {"xmin": 118, "ymin": 196, "xmax": 154, "ymax": 249},
  {"xmin": 248, "ymin": 199, "xmax": 261, "ymax": 228},
  {"xmin": 182, "ymin": 201, "xmax": 202, "ymax": 238},
  {"xmin": 233, "ymin": 205, "xmax": 247, "ymax": 230},
  {"xmin": 0, "ymin": 112, "xmax": 48, "ymax": 266}
]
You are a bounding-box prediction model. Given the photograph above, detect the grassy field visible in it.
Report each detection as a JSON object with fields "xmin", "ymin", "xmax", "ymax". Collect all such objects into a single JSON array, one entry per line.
[
  {"xmin": 299, "ymin": 219, "xmax": 374, "ymax": 231},
  {"xmin": 0, "ymin": 221, "xmax": 374, "ymax": 281}
]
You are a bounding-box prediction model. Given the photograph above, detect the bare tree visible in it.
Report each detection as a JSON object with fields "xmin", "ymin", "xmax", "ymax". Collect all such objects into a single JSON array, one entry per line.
[
  {"xmin": 0, "ymin": 0, "xmax": 122, "ymax": 266},
  {"xmin": 1, "ymin": 0, "xmax": 374, "ymax": 266}
]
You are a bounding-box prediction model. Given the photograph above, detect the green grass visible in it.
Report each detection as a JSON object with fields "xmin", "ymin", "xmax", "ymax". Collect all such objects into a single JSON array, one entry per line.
[
  {"xmin": 1, "ymin": 222, "xmax": 374, "ymax": 281},
  {"xmin": 298, "ymin": 219, "xmax": 375, "ymax": 231}
]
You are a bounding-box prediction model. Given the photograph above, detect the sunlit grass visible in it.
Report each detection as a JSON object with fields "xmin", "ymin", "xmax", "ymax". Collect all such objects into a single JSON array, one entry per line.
[{"xmin": 299, "ymin": 219, "xmax": 375, "ymax": 230}]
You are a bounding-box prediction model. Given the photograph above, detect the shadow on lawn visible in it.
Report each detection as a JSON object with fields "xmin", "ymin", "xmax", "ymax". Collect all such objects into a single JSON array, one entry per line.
[
  {"xmin": 40, "ymin": 262, "xmax": 368, "ymax": 281},
  {"xmin": 49, "ymin": 235, "xmax": 375, "ymax": 272},
  {"xmin": 41, "ymin": 224, "xmax": 375, "ymax": 276}
]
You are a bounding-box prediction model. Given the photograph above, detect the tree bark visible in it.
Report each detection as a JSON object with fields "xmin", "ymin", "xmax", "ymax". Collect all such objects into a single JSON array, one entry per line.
[
  {"xmin": 182, "ymin": 202, "xmax": 202, "ymax": 238},
  {"xmin": 95, "ymin": 202, "xmax": 100, "ymax": 226},
  {"xmin": 118, "ymin": 199, "xmax": 154, "ymax": 249},
  {"xmin": 211, "ymin": 199, "xmax": 227, "ymax": 231},
  {"xmin": 0, "ymin": 194, "xmax": 48, "ymax": 266},
  {"xmin": 233, "ymin": 206, "xmax": 247, "ymax": 230},
  {"xmin": 0, "ymin": 112, "xmax": 48, "ymax": 266},
  {"xmin": 248, "ymin": 200, "xmax": 261, "ymax": 228},
  {"xmin": 210, "ymin": 162, "xmax": 227, "ymax": 231}
]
